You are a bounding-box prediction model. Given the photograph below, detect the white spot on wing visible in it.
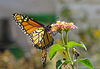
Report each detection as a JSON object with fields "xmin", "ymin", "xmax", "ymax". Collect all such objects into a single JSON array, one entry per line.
[
  {"xmin": 21, "ymin": 16, "xmax": 23, "ymax": 19},
  {"xmin": 24, "ymin": 32, "xmax": 26, "ymax": 34},
  {"xmin": 24, "ymin": 17, "xmax": 28, "ymax": 21}
]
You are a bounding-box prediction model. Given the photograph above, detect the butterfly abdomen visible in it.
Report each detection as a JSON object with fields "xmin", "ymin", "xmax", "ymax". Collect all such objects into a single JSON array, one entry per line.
[{"xmin": 41, "ymin": 49, "xmax": 47, "ymax": 67}]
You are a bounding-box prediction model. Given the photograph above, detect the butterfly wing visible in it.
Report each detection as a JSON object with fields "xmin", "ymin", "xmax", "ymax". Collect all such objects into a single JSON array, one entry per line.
[
  {"xmin": 12, "ymin": 13, "xmax": 54, "ymax": 49},
  {"xmin": 12, "ymin": 13, "xmax": 44, "ymax": 35},
  {"xmin": 30, "ymin": 29, "xmax": 54, "ymax": 49}
]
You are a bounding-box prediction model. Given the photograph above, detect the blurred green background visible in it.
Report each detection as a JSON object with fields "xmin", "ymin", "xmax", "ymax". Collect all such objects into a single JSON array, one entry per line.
[{"xmin": 0, "ymin": 0, "xmax": 100, "ymax": 69}]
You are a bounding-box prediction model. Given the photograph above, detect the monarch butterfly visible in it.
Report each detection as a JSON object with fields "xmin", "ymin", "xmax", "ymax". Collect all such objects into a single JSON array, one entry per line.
[{"xmin": 12, "ymin": 13, "xmax": 54, "ymax": 67}]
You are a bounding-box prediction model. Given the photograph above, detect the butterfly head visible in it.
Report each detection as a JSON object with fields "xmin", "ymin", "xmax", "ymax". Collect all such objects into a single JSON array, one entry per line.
[{"xmin": 45, "ymin": 24, "xmax": 51, "ymax": 31}]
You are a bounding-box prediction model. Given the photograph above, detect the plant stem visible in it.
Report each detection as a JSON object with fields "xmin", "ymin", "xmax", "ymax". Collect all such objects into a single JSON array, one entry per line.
[
  {"xmin": 66, "ymin": 30, "xmax": 68, "ymax": 45},
  {"xmin": 67, "ymin": 48, "xmax": 71, "ymax": 61},
  {"xmin": 61, "ymin": 31, "xmax": 65, "ymax": 44},
  {"xmin": 66, "ymin": 31, "xmax": 71, "ymax": 61},
  {"xmin": 76, "ymin": 57, "xmax": 78, "ymax": 69},
  {"xmin": 72, "ymin": 65, "xmax": 74, "ymax": 69},
  {"xmin": 72, "ymin": 54, "xmax": 74, "ymax": 63},
  {"xmin": 66, "ymin": 31, "xmax": 74, "ymax": 69}
]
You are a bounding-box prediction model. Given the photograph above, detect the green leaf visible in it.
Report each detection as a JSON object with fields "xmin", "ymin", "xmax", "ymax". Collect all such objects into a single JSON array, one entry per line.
[
  {"xmin": 77, "ymin": 58, "xmax": 93, "ymax": 69},
  {"xmin": 78, "ymin": 41, "xmax": 87, "ymax": 49},
  {"xmin": 68, "ymin": 41, "xmax": 87, "ymax": 50},
  {"xmin": 62, "ymin": 60, "xmax": 71, "ymax": 65},
  {"xmin": 49, "ymin": 44, "xmax": 64, "ymax": 60},
  {"xmin": 56, "ymin": 60, "xmax": 62, "ymax": 69},
  {"xmin": 56, "ymin": 60, "xmax": 71, "ymax": 69}
]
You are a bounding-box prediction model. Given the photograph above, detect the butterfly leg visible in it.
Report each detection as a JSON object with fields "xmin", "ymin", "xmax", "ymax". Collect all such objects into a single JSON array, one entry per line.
[{"xmin": 51, "ymin": 32, "xmax": 58, "ymax": 36}]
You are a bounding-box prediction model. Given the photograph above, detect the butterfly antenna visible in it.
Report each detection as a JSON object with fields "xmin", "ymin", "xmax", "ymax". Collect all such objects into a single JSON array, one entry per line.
[{"xmin": 50, "ymin": 17, "xmax": 59, "ymax": 24}]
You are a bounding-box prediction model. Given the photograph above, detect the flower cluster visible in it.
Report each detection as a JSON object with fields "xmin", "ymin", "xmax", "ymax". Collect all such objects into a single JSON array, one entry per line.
[{"xmin": 50, "ymin": 20, "xmax": 78, "ymax": 33}]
